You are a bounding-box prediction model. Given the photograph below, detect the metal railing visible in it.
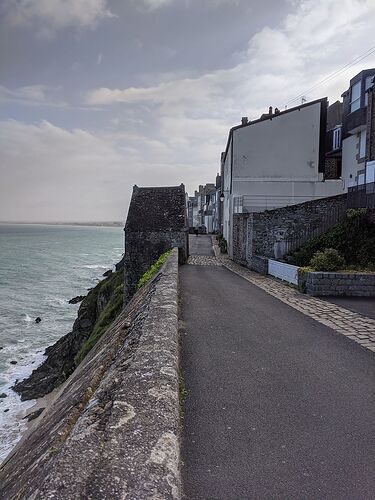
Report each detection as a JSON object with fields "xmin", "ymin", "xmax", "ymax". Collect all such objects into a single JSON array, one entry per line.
[
  {"xmin": 281, "ymin": 204, "xmax": 347, "ymax": 257},
  {"xmin": 347, "ymin": 182, "xmax": 375, "ymax": 209}
]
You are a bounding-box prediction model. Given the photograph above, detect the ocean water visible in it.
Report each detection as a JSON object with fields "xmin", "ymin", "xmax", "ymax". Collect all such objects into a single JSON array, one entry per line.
[{"xmin": 0, "ymin": 224, "xmax": 124, "ymax": 463}]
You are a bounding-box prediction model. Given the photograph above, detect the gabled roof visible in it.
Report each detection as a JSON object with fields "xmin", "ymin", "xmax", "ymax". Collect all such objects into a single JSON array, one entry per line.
[
  {"xmin": 222, "ymin": 97, "xmax": 328, "ymax": 164},
  {"xmin": 125, "ymin": 184, "xmax": 187, "ymax": 232}
]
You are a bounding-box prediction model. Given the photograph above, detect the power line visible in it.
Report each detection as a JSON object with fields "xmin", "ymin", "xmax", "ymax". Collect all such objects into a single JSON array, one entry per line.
[{"xmin": 284, "ymin": 45, "xmax": 375, "ymax": 108}]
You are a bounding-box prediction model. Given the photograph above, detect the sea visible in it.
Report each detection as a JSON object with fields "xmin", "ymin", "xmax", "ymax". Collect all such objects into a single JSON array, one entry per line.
[{"xmin": 0, "ymin": 224, "xmax": 124, "ymax": 463}]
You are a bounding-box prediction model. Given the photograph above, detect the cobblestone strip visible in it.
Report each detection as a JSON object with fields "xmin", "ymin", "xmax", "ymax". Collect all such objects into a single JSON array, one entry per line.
[
  {"xmin": 223, "ymin": 259, "xmax": 375, "ymax": 354},
  {"xmin": 187, "ymin": 255, "xmax": 222, "ymax": 266}
]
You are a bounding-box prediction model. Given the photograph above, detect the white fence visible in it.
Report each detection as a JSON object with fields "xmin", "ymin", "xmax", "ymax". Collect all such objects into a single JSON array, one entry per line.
[{"xmin": 268, "ymin": 259, "xmax": 299, "ymax": 285}]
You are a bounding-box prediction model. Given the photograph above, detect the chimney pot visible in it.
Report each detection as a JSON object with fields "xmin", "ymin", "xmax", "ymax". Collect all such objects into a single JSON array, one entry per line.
[
  {"xmin": 241, "ymin": 116, "xmax": 248, "ymax": 125},
  {"xmin": 269, "ymin": 106, "xmax": 273, "ymax": 115}
]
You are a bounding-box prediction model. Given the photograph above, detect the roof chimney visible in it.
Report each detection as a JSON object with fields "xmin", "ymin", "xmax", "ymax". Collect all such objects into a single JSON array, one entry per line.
[
  {"xmin": 241, "ymin": 116, "xmax": 248, "ymax": 125},
  {"xmin": 268, "ymin": 106, "xmax": 273, "ymax": 115},
  {"xmin": 274, "ymin": 107, "xmax": 280, "ymax": 114}
]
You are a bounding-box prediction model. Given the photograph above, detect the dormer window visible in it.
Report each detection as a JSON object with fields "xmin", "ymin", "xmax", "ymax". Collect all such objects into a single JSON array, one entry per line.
[
  {"xmin": 350, "ymin": 81, "xmax": 361, "ymax": 112},
  {"xmin": 333, "ymin": 126, "xmax": 342, "ymax": 150}
]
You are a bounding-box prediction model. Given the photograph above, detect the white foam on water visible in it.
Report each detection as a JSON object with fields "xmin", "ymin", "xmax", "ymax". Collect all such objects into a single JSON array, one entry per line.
[{"xmin": 83, "ymin": 264, "xmax": 108, "ymax": 269}]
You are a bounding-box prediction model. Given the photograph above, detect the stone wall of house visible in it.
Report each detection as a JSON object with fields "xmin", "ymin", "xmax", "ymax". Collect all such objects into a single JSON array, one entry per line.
[
  {"xmin": 298, "ymin": 270, "xmax": 375, "ymax": 297},
  {"xmin": 232, "ymin": 194, "xmax": 348, "ymax": 271},
  {"xmin": 124, "ymin": 184, "xmax": 188, "ymax": 299}
]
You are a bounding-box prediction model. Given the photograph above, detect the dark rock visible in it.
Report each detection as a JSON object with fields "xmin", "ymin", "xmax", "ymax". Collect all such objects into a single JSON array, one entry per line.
[
  {"xmin": 102, "ymin": 269, "xmax": 112, "ymax": 277},
  {"xmin": 115, "ymin": 255, "xmax": 125, "ymax": 271},
  {"xmin": 0, "ymin": 346, "xmax": 3, "ymax": 350},
  {"xmin": 23, "ymin": 407, "xmax": 45, "ymax": 422},
  {"xmin": 4, "ymin": 408, "xmax": 9, "ymax": 412},
  {"xmin": 13, "ymin": 262, "xmax": 125, "ymax": 401},
  {"xmin": 68, "ymin": 295, "xmax": 85, "ymax": 305},
  {"xmin": 35, "ymin": 317, "xmax": 42, "ymax": 324},
  {"xmin": 10, "ymin": 360, "xmax": 17, "ymax": 365},
  {"xmin": 0, "ymin": 393, "xmax": 7, "ymax": 398}
]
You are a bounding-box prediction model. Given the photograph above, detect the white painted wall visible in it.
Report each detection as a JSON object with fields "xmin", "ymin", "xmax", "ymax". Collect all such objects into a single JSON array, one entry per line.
[
  {"xmin": 233, "ymin": 103, "xmax": 322, "ymax": 181},
  {"xmin": 342, "ymin": 135, "xmax": 359, "ymax": 188},
  {"xmin": 223, "ymin": 136, "xmax": 232, "ymax": 245}
]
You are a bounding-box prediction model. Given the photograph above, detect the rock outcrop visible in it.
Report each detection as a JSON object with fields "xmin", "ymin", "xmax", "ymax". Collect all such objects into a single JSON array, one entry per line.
[{"xmin": 13, "ymin": 260, "xmax": 124, "ymax": 401}]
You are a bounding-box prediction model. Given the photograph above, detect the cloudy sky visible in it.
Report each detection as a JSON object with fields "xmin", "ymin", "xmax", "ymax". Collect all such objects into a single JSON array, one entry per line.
[{"xmin": 1, "ymin": 0, "xmax": 375, "ymax": 221}]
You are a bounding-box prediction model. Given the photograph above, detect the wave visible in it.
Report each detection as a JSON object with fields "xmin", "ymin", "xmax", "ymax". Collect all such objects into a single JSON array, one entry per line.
[
  {"xmin": 23, "ymin": 314, "xmax": 33, "ymax": 323},
  {"xmin": 83, "ymin": 264, "xmax": 108, "ymax": 270}
]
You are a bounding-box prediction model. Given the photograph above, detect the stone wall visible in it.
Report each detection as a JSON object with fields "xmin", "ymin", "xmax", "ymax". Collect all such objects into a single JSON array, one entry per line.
[
  {"xmin": 232, "ymin": 194, "xmax": 347, "ymax": 271},
  {"xmin": 0, "ymin": 249, "xmax": 181, "ymax": 499},
  {"xmin": 124, "ymin": 184, "xmax": 188, "ymax": 299},
  {"xmin": 299, "ymin": 270, "xmax": 375, "ymax": 297}
]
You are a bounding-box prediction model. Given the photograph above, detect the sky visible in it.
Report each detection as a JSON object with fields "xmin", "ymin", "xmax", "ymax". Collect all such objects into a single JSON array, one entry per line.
[{"xmin": 1, "ymin": 0, "xmax": 375, "ymax": 222}]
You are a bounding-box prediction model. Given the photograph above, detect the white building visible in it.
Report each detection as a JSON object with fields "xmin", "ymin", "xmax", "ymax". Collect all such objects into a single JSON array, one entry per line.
[
  {"xmin": 340, "ymin": 69, "xmax": 375, "ymax": 189},
  {"xmin": 221, "ymin": 98, "xmax": 343, "ymax": 254}
]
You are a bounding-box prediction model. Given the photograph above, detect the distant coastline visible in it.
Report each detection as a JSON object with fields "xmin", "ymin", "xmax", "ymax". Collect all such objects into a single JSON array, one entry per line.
[{"xmin": 0, "ymin": 221, "xmax": 123, "ymax": 228}]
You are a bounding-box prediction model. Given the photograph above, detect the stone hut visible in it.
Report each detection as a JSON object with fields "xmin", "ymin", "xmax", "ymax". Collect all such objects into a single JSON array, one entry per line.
[{"xmin": 124, "ymin": 184, "xmax": 189, "ymax": 298}]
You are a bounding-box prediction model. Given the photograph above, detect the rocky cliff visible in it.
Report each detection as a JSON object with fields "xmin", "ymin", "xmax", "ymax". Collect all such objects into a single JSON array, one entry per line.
[{"xmin": 14, "ymin": 260, "xmax": 125, "ymax": 401}]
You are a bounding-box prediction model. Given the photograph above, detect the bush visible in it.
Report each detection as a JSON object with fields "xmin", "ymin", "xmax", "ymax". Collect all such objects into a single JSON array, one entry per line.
[
  {"xmin": 288, "ymin": 215, "xmax": 375, "ymax": 269},
  {"xmin": 309, "ymin": 248, "xmax": 345, "ymax": 272},
  {"xmin": 216, "ymin": 233, "xmax": 227, "ymax": 253}
]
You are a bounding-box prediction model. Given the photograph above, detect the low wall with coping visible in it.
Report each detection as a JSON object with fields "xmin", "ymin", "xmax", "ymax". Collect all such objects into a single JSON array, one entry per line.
[
  {"xmin": 0, "ymin": 248, "xmax": 181, "ymax": 499},
  {"xmin": 298, "ymin": 270, "xmax": 375, "ymax": 296}
]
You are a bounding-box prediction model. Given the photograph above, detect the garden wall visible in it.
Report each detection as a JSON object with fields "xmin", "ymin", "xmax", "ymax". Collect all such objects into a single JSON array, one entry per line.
[{"xmin": 298, "ymin": 271, "xmax": 375, "ymax": 296}]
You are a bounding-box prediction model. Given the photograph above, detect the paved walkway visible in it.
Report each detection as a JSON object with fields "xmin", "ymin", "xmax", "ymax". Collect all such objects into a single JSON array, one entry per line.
[{"xmin": 180, "ymin": 236, "xmax": 375, "ymax": 499}]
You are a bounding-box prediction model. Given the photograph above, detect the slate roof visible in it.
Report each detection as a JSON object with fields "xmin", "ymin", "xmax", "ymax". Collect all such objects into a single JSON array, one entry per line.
[{"xmin": 125, "ymin": 184, "xmax": 187, "ymax": 232}]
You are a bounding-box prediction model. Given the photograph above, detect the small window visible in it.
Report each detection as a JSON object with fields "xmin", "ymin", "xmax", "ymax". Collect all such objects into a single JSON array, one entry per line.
[
  {"xmin": 365, "ymin": 75, "xmax": 374, "ymax": 106},
  {"xmin": 333, "ymin": 126, "xmax": 342, "ymax": 150},
  {"xmin": 350, "ymin": 81, "xmax": 361, "ymax": 112},
  {"xmin": 359, "ymin": 129, "xmax": 366, "ymax": 158}
]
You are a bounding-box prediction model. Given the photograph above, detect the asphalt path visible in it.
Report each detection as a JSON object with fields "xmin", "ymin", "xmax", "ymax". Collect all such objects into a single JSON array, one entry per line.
[
  {"xmin": 188, "ymin": 234, "xmax": 214, "ymax": 256},
  {"xmin": 180, "ymin": 258, "xmax": 375, "ymax": 499}
]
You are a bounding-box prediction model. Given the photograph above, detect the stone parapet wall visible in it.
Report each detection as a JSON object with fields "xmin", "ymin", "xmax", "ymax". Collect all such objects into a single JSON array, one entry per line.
[
  {"xmin": 299, "ymin": 270, "xmax": 375, "ymax": 296},
  {"xmin": 0, "ymin": 249, "xmax": 181, "ymax": 499}
]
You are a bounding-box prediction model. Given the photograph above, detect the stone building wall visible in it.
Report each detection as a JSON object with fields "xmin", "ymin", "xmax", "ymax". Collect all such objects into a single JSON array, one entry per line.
[
  {"xmin": 124, "ymin": 184, "xmax": 188, "ymax": 299},
  {"xmin": 232, "ymin": 194, "xmax": 348, "ymax": 271}
]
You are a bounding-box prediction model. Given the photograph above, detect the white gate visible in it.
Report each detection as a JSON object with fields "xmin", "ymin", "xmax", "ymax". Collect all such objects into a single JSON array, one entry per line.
[{"xmin": 268, "ymin": 260, "xmax": 299, "ymax": 285}]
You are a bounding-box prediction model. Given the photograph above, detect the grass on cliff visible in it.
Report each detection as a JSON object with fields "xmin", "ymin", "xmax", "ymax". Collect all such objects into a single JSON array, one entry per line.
[
  {"xmin": 74, "ymin": 250, "xmax": 171, "ymax": 365},
  {"xmin": 136, "ymin": 250, "xmax": 171, "ymax": 289},
  {"xmin": 287, "ymin": 209, "xmax": 375, "ymax": 270},
  {"xmin": 75, "ymin": 269, "xmax": 124, "ymax": 365}
]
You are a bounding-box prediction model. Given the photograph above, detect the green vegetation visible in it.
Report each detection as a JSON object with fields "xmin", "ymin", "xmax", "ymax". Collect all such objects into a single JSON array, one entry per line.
[
  {"xmin": 137, "ymin": 250, "xmax": 171, "ymax": 289},
  {"xmin": 309, "ymin": 248, "xmax": 345, "ymax": 272},
  {"xmin": 216, "ymin": 233, "xmax": 227, "ymax": 254},
  {"xmin": 288, "ymin": 210, "xmax": 375, "ymax": 271},
  {"xmin": 75, "ymin": 250, "xmax": 171, "ymax": 365},
  {"xmin": 75, "ymin": 268, "xmax": 124, "ymax": 365}
]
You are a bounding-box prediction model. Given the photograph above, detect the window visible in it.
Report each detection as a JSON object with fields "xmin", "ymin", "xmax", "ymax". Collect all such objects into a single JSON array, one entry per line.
[
  {"xmin": 333, "ymin": 126, "xmax": 342, "ymax": 150},
  {"xmin": 359, "ymin": 129, "xmax": 366, "ymax": 158},
  {"xmin": 365, "ymin": 75, "xmax": 374, "ymax": 106},
  {"xmin": 350, "ymin": 81, "xmax": 361, "ymax": 112}
]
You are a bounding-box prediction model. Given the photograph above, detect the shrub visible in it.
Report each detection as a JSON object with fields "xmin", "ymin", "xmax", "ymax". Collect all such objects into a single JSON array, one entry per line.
[
  {"xmin": 216, "ymin": 234, "xmax": 227, "ymax": 253},
  {"xmin": 309, "ymin": 248, "xmax": 345, "ymax": 272}
]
